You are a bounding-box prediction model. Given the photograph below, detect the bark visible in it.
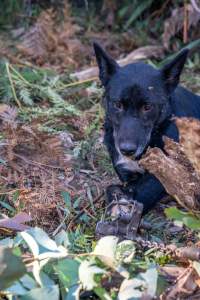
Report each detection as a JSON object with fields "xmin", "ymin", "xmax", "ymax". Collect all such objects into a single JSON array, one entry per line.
[{"xmin": 140, "ymin": 136, "xmax": 200, "ymax": 212}]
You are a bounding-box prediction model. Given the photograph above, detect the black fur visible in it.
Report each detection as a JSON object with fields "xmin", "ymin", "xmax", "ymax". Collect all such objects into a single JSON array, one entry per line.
[{"xmin": 94, "ymin": 42, "xmax": 200, "ymax": 212}]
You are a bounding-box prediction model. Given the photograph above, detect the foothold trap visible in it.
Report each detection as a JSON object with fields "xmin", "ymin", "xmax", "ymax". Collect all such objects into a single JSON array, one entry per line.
[{"xmin": 96, "ymin": 186, "xmax": 143, "ymax": 240}]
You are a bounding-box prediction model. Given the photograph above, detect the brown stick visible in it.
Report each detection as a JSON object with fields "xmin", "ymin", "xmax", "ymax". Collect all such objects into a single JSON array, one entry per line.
[
  {"xmin": 67, "ymin": 192, "xmax": 105, "ymax": 229},
  {"xmin": 71, "ymin": 46, "xmax": 164, "ymax": 80}
]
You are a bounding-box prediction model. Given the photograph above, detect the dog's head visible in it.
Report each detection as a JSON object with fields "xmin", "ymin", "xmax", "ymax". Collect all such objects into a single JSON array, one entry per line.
[{"xmin": 94, "ymin": 42, "xmax": 188, "ymax": 159}]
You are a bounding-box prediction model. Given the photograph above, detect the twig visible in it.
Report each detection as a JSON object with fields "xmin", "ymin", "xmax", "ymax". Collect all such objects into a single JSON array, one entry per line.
[
  {"xmin": 15, "ymin": 61, "xmax": 53, "ymax": 71},
  {"xmin": 59, "ymin": 76, "xmax": 98, "ymax": 90},
  {"xmin": 151, "ymin": 0, "xmax": 171, "ymax": 18},
  {"xmin": 5, "ymin": 63, "xmax": 22, "ymax": 108},
  {"xmin": 191, "ymin": 0, "xmax": 200, "ymax": 13},
  {"xmin": 14, "ymin": 153, "xmax": 63, "ymax": 169},
  {"xmin": 67, "ymin": 192, "xmax": 105, "ymax": 229},
  {"xmin": 9, "ymin": 64, "xmax": 31, "ymax": 86},
  {"xmin": 0, "ymin": 188, "xmax": 21, "ymax": 195}
]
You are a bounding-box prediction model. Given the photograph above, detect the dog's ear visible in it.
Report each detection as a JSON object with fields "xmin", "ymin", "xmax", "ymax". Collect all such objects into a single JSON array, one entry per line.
[
  {"xmin": 93, "ymin": 42, "xmax": 119, "ymax": 86},
  {"xmin": 161, "ymin": 48, "xmax": 189, "ymax": 93}
]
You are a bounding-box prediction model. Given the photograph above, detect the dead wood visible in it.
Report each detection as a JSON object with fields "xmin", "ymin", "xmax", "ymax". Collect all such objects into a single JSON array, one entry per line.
[
  {"xmin": 140, "ymin": 136, "xmax": 200, "ymax": 212},
  {"xmin": 162, "ymin": 4, "xmax": 200, "ymax": 49},
  {"xmin": 176, "ymin": 118, "xmax": 200, "ymax": 176},
  {"xmin": 175, "ymin": 246, "xmax": 200, "ymax": 261},
  {"xmin": 71, "ymin": 45, "xmax": 164, "ymax": 80},
  {"xmin": 160, "ymin": 266, "xmax": 186, "ymax": 281},
  {"xmin": 161, "ymin": 266, "xmax": 199, "ymax": 300},
  {"xmin": 16, "ymin": 7, "xmax": 87, "ymax": 70}
]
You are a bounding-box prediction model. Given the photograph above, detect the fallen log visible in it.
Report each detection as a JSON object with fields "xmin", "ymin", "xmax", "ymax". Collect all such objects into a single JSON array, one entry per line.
[
  {"xmin": 71, "ymin": 45, "xmax": 164, "ymax": 80},
  {"xmin": 140, "ymin": 128, "xmax": 200, "ymax": 212},
  {"xmin": 176, "ymin": 117, "xmax": 200, "ymax": 176}
]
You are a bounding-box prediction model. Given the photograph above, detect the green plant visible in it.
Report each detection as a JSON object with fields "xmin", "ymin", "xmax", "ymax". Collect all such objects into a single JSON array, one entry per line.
[
  {"xmin": 165, "ymin": 207, "xmax": 200, "ymax": 230},
  {"xmin": 118, "ymin": 0, "xmax": 155, "ymax": 29},
  {"xmin": 0, "ymin": 61, "xmax": 78, "ymax": 110},
  {"xmin": 0, "ymin": 0, "xmax": 24, "ymax": 26},
  {"xmin": 0, "ymin": 229, "xmax": 161, "ymax": 299}
]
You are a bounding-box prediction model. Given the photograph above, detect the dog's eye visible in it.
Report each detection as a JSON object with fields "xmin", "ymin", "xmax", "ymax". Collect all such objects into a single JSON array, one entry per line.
[
  {"xmin": 141, "ymin": 103, "xmax": 153, "ymax": 112},
  {"xmin": 114, "ymin": 101, "xmax": 123, "ymax": 110}
]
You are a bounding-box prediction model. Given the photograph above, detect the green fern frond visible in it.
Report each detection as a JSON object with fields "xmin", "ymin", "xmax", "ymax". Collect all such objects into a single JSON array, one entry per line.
[
  {"xmin": 0, "ymin": 60, "xmax": 80, "ymax": 120},
  {"xmin": 16, "ymin": 80, "xmax": 33, "ymax": 106}
]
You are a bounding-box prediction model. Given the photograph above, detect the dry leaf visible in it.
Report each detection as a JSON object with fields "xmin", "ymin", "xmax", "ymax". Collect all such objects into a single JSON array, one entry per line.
[
  {"xmin": 163, "ymin": 267, "xmax": 198, "ymax": 299},
  {"xmin": 0, "ymin": 212, "xmax": 32, "ymax": 231},
  {"xmin": 162, "ymin": 4, "xmax": 200, "ymax": 49},
  {"xmin": 17, "ymin": 5, "xmax": 86, "ymax": 69}
]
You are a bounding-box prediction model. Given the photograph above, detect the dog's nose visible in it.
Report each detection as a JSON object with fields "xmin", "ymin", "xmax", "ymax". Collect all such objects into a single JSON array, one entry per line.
[{"xmin": 120, "ymin": 143, "xmax": 137, "ymax": 156}]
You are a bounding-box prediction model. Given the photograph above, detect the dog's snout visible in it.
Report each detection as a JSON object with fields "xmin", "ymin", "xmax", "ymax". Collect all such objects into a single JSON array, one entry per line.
[{"xmin": 119, "ymin": 143, "xmax": 137, "ymax": 157}]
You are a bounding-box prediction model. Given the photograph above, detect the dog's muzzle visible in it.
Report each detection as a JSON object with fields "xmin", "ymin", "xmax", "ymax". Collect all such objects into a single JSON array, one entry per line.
[{"xmin": 115, "ymin": 156, "xmax": 144, "ymax": 174}]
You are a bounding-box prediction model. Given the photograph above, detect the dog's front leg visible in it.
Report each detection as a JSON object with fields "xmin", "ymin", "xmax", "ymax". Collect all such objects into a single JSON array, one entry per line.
[
  {"xmin": 133, "ymin": 173, "xmax": 167, "ymax": 213},
  {"xmin": 105, "ymin": 173, "xmax": 167, "ymax": 214}
]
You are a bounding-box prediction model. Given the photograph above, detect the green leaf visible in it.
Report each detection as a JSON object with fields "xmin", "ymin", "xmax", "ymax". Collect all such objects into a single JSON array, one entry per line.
[
  {"xmin": 165, "ymin": 207, "xmax": 186, "ymax": 221},
  {"xmin": 55, "ymin": 230, "xmax": 70, "ymax": 248},
  {"xmin": 20, "ymin": 274, "xmax": 37, "ymax": 290},
  {"xmin": 0, "ymin": 246, "xmax": 26, "ymax": 290},
  {"xmin": 20, "ymin": 285, "xmax": 59, "ymax": 300},
  {"xmin": 26, "ymin": 227, "xmax": 59, "ymax": 252},
  {"xmin": 116, "ymin": 240, "xmax": 136, "ymax": 263},
  {"xmin": 65, "ymin": 284, "xmax": 81, "ymax": 300},
  {"xmin": 20, "ymin": 232, "xmax": 43, "ymax": 286},
  {"xmin": 160, "ymin": 38, "xmax": 200, "ymax": 67},
  {"xmin": 0, "ymin": 199, "xmax": 16, "ymax": 213},
  {"xmin": 6, "ymin": 281, "xmax": 28, "ymax": 296},
  {"xmin": 0, "ymin": 237, "xmax": 14, "ymax": 247},
  {"xmin": 12, "ymin": 190, "xmax": 20, "ymax": 204},
  {"xmin": 140, "ymin": 266, "xmax": 158, "ymax": 297},
  {"xmin": 182, "ymin": 216, "xmax": 200, "ymax": 230},
  {"xmin": 54, "ymin": 258, "xmax": 80, "ymax": 289},
  {"xmin": 93, "ymin": 287, "xmax": 113, "ymax": 300},
  {"xmin": 118, "ymin": 278, "xmax": 144, "ymax": 300},
  {"xmin": 165, "ymin": 207, "xmax": 200, "ymax": 230},
  {"xmin": 79, "ymin": 259, "xmax": 106, "ymax": 290},
  {"xmin": 73, "ymin": 198, "xmax": 81, "ymax": 209},
  {"xmin": 93, "ymin": 236, "xmax": 118, "ymax": 267},
  {"xmin": 125, "ymin": 0, "xmax": 154, "ymax": 29},
  {"xmin": 118, "ymin": 266, "xmax": 158, "ymax": 300},
  {"xmin": 40, "ymin": 272, "xmax": 55, "ymax": 287},
  {"xmin": 61, "ymin": 191, "xmax": 72, "ymax": 209},
  {"xmin": 20, "ymin": 232, "xmax": 39, "ymax": 257},
  {"xmin": 0, "ymin": 157, "xmax": 6, "ymax": 164},
  {"xmin": 185, "ymin": 38, "xmax": 200, "ymax": 50},
  {"xmin": 32, "ymin": 260, "xmax": 42, "ymax": 286}
]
